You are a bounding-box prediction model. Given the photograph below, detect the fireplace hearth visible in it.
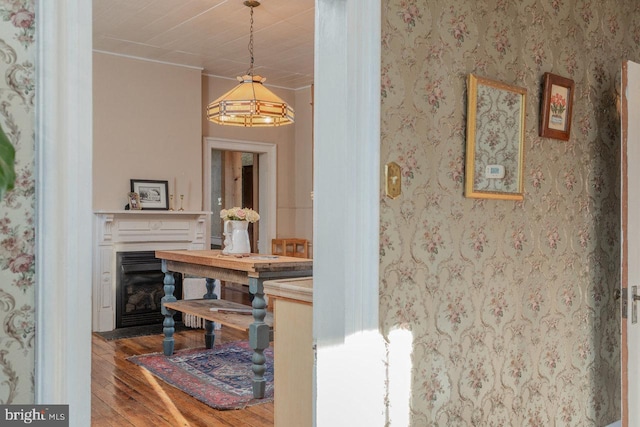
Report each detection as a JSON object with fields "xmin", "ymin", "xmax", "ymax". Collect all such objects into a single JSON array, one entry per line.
[{"xmin": 116, "ymin": 251, "xmax": 182, "ymax": 328}]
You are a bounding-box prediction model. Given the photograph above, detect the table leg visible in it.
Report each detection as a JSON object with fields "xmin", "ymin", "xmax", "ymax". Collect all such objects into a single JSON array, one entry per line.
[
  {"xmin": 203, "ymin": 277, "xmax": 218, "ymax": 299},
  {"xmin": 203, "ymin": 278, "xmax": 218, "ymax": 348},
  {"xmin": 160, "ymin": 260, "xmax": 177, "ymax": 356},
  {"xmin": 248, "ymin": 277, "xmax": 269, "ymax": 399},
  {"xmin": 204, "ymin": 320, "xmax": 215, "ymax": 348}
]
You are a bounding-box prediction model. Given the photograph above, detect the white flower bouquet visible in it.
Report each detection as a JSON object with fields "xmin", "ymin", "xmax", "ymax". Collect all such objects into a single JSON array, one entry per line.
[{"xmin": 220, "ymin": 207, "xmax": 260, "ymax": 223}]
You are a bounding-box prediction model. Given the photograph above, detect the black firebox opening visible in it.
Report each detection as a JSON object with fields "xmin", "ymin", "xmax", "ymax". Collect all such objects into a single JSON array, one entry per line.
[{"xmin": 116, "ymin": 251, "xmax": 183, "ymax": 329}]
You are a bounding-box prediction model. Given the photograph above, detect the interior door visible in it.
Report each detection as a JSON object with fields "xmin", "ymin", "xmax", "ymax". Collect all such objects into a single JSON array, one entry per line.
[
  {"xmin": 621, "ymin": 59, "xmax": 640, "ymax": 427},
  {"xmin": 241, "ymin": 155, "xmax": 259, "ymax": 251}
]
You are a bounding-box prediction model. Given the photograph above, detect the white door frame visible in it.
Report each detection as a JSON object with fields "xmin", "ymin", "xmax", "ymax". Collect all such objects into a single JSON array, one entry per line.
[
  {"xmin": 621, "ymin": 59, "xmax": 640, "ymax": 427},
  {"xmin": 202, "ymin": 137, "xmax": 277, "ymax": 255},
  {"xmin": 313, "ymin": 0, "xmax": 382, "ymax": 425},
  {"xmin": 36, "ymin": 1, "xmax": 380, "ymax": 426},
  {"xmin": 35, "ymin": 1, "xmax": 93, "ymax": 424}
]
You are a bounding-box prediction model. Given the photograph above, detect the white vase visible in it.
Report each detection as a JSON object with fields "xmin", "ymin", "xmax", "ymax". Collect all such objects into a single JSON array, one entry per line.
[{"xmin": 222, "ymin": 220, "xmax": 251, "ymax": 255}]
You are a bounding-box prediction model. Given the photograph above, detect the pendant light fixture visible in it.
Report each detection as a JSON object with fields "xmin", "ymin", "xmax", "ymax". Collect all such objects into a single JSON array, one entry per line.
[{"xmin": 206, "ymin": 0, "xmax": 294, "ymax": 127}]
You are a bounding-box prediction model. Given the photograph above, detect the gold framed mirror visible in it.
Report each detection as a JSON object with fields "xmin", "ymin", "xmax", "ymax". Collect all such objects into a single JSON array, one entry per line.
[{"xmin": 465, "ymin": 74, "xmax": 526, "ymax": 200}]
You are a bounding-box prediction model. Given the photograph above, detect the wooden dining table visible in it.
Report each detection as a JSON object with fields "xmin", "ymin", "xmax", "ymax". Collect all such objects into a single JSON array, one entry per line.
[{"xmin": 155, "ymin": 249, "xmax": 313, "ymax": 399}]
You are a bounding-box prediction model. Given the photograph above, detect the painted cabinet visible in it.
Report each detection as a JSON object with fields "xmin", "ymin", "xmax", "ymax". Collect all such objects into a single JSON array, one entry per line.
[{"xmin": 264, "ymin": 277, "xmax": 313, "ymax": 427}]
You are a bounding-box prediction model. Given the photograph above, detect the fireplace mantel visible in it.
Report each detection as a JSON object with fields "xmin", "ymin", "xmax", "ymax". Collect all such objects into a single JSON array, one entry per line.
[{"xmin": 93, "ymin": 210, "xmax": 210, "ymax": 331}]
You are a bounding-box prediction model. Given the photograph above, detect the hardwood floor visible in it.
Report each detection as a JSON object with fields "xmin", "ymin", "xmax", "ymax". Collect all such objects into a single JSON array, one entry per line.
[{"xmin": 91, "ymin": 306, "xmax": 273, "ymax": 426}]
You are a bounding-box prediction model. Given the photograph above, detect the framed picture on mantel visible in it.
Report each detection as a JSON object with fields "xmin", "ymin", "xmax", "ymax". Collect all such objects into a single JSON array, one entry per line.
[{"xmin": 130, "ymin": 179, "xmax": 169, "ymax": 210}]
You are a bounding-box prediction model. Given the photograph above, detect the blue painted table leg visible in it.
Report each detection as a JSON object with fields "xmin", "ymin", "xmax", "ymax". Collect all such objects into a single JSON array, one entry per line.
[
  {"xmin": 203, "ymin": 277, "xmax": 218, "ymax": 348},
  {"xmin": 249, "ymin": 277, "xmax": 269, "ymax": 399},
  {"xmin": 203, "ymin": 277, "xmax": 218, "ymax": 299},
  {"xmin": 161, "ymin": 260, "xmax": 177, "ymax": 356},
  {"xmin": 204, "ymin": 320, "xmax": 215, "ymax": 349}
]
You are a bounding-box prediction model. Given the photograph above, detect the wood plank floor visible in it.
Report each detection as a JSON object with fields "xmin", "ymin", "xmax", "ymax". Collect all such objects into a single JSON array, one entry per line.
[{"xmin": 91, "ymin": 288, "xmax": 273, "ymax": 426}]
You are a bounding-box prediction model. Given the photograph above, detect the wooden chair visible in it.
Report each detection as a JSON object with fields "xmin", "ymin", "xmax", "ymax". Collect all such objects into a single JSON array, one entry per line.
[{"xmin": 272, "ymin": 238, "xmax": 309, "ymax": 258}]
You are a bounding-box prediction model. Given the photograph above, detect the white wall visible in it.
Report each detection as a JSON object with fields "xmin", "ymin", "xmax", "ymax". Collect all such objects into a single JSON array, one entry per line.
[
  {"xmin": 93, "ymin": 53, "xmax": 203, "ymax": 211},
  {"xmin": 92, "ymin": 56, "xmax": 314, "ymax": 243}
]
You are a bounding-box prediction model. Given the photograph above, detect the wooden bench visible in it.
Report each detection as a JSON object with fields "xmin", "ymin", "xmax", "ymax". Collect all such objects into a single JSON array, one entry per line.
[{"xmin": 163, "ymin": 299, "xmax": 273, "ymax": 348}]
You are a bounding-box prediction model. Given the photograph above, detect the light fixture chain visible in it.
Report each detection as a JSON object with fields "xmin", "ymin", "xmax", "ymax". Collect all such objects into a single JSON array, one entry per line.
[
  {"xmin": 247, "ymin": 5, "xmax": 254, "ymax": 76},
  {"xmin": 206, "ymin": 0, "xmax": 293, "ymax": 127}
]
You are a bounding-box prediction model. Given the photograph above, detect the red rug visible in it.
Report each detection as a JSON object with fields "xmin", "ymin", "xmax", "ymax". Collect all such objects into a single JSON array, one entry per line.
[{"xmin": 128, "ymin": 341, "xmax": 274, "ymax": 410}]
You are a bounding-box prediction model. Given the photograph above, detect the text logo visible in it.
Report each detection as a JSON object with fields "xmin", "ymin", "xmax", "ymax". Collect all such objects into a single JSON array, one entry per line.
[{"xmin": 0, "ymin": 405, "xmax": 68, "ymax": 426}]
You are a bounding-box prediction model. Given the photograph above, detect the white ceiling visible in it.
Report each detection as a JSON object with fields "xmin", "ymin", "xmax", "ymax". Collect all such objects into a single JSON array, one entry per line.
[{"xmin": 93, "ymin": 0, "xmax": 315, "ymax": 90}]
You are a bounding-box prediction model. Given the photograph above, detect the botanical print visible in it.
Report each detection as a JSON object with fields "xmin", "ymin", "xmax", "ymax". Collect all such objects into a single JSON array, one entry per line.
[
  {"xmin": 548, "ymin": 84, "xmax": 569, "ymax": 130},
  {"xmin": 0, "ymin": 0, "xmax": 35, "ymax": 404},
  {"xmin": 380, "ymin": 0, "xmax": 627, "ymax": 424}
]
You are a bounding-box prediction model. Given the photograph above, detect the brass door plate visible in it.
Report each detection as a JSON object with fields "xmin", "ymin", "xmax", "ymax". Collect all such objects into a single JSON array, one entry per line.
[{"xmin": 385, "ymin": 162, "xmax": 401, "ymax": 199}]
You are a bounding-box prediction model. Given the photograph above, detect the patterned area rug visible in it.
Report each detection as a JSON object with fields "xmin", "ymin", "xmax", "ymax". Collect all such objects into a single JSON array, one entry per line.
[{"xmin": 128, "ymin": 341, "xmax": 273, "ymax": 410}]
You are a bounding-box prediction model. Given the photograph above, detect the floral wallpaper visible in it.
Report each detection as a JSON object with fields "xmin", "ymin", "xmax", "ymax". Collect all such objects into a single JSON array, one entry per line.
[
  {"xmin": 380, "ymin": 0, "xmax": 635, "ymax": 425},
  {"xmin": 0, "ymin": 0, "xmax": 35, "ymax": 404}
]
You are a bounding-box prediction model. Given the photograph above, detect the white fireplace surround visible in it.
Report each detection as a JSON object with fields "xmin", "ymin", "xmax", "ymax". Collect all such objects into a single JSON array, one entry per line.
[{"xmin": 92, "ymin": 210, "xmax": 210, "ymax": 332}]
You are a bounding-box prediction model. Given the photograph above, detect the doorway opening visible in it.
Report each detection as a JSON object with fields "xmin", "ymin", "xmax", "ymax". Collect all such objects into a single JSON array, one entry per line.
[
  {"xmin": 203, "ymin": 137, "xmax": 276, "ymax": 255},
  {"xmin": 210, "ymin": 150, "xmax": 259, "ymax": 251}
]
